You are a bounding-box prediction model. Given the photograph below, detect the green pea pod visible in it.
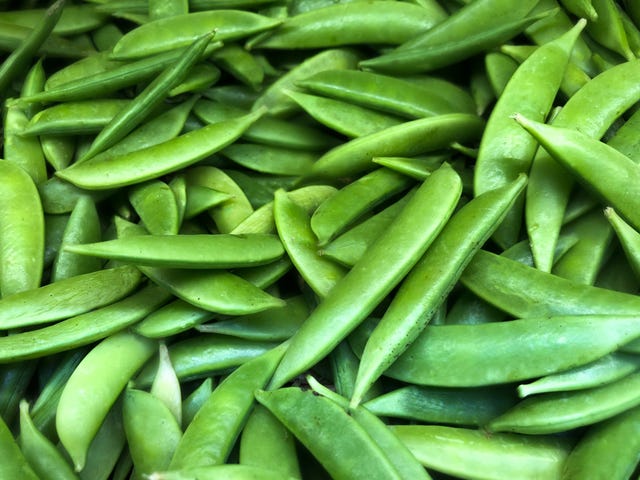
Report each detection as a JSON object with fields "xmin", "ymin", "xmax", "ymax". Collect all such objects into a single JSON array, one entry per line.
[
  {"xmin": 586, "ymin": 0, "xmax": 634, "ymax": 60},
  {"xmin": 169, "ymin": 342, "xmax": 287, "ymax": 469},
  {"xmin": 560, "ymin": 0, "xmax": 598, "ymax": 20},
  {"xmin": 91, "ymin": 23, "xmax": 123, "ymax": 51},
  {"xmin": 56, "ymin": 330, "xmax": 157, "ymax": 471},
  {"xmin": 0, "ymin": 160, "xmax": 44, "ymax": 297},
  {"xmin": 304, "ymin": 113, "xmax": 484, "ymax": 180},
  {"xmin": 0, "ymin": 361, "xmax": 36, "ymax": 428},
  {"xmin": 251, "ymin": 1, "xmax": 446, "ymax": 49},
  {"xmin": 0, "ymin": 413, "xmax": 39, "ymax": 479},
  {"xmin": 133, "ymin": 298, "xmax": 215, "ymax": 339},
  {"xmin": 222, "ymin": 143, "xmax": 318, "ymax": 176},
  {"xmin": 149, "ymin": 0, "xmax": 189, "ymax": 19},
  {"xmin": 0, "ymin": 265, "xmax": 141, "ymax": 329},
  {"xmin": 182, "ymin": 377, "xmax": 213, "ymax": 427},
  {"xmin": 460, "ymin": 249, "xmax": 640, "ymax": 318},
  {"xmin": 79, "ymin": 401, "xmax": 126, "ymax": 480},
  {"xmin": 150, "ymin": 342, "xmax": 182, "ymax": 425},
  {"xmin": 146, "ymin": 465, "xmax": 299, "ymax": 480},
  {"xmin": 268, "ymin": 163, "xmax": 462, "ymax": 389},
  {"xmin": 239, "ymin": 405, "xmax": 301, "ymax": 479},
  {"xmin": 606, "ymin": 106, "xmax": 640, "ymax": 165},
  {"xmin": 485, "ymin": 51, "xmax": 518, "ymax": 98},
  {"xmin": 0, "ymin": 21, "xmax": 94, "ymax": 58},
  {"xmin": 19, "ymin": 400, "xmax": 79, "ymax": 480},
  {"xmin": 562, "ymin": 405, "xmax": 640, "ymax": 479},
  {"xmin": 605, "ymin": 207, "xmax": 640, "ymax": 280},
  {"xmin": 488, "ymin": 371, "xmax": 640, "ymax": 434},
  {"xmin": 129, "ymin": 180, "xmax": 181, "ymax": 235},
  {"xmin": 351, "ymin": 174, "xmax": 526, "ymax": 406},
  {"xmin": 474, "ymin": 19, "xmax": 585, "ymax": 249},
  {"xmin": 43, "ymin": 51, "xmax": 119, "ymax": 90},
  {"xmin": 392, "ymin": 425, "xmax": 570, "ymax": 480},
  {"xmin": 3, "ymin": 103, "xmax": 47, "ymax": 184},
  {"xmin": 56, "ymin": 109, "xmax": 264, "ymax": 190},
  {"xmin": 112, "ymin": 11, "xmax": 281, "ymax": 59},
  {"xmin": 184, "ymin": 185, "xmax": 231, "ymax": 220},
  {"xmin": 39, "ymin": 177, "xmax": 113, "ymax": 215},
  {"xmin": 518, "ymin": 353, "xmax": 640, "ymax": 398},
  {"xmin": 0, "ymin": 5, "xmax": 107, "ymax": 36},
  {"xmin": 212, "ymin": 44, "xmax": 263, "ymax": 90},
  {"xmin": 41, "ymin": 135, "xmax": 75, "ymax": 171},
  {"xmin": 123, "ymin": 389, "xmax": 182, "ymax": 477}
]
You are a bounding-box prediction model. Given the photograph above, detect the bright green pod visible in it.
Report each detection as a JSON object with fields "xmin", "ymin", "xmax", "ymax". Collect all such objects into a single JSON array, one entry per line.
[
  {"xmin": 91, "ymin": 23, "xmax": 124, "ymax": 51},
  {"xmin": 0, "ymin": 413, "xmax": 39, "ymax": 479},
  {"xmin": 41, "ymin": 135, "xmax": 75, "ymax": 171},
  {"xmin": 129, "ymin": 180, "xmax": 181, "ymax": 235},
  {"xmin": 183, "ymin": 185, "xmax": 231, "ymax": 220},
  {"xmin": 485, "ymin": 51, "xmax": 519, "ymax": 98},
  {"xmin": 38, "ymin": 177, "xmax": 113, "ymax": 215},
  {"xmin": 0, "ymin": 5, "xmax": 108, "ymax": 36},
  {"xmin": 392, "ymin": 425, "xmax": 570, "ymax": 480},
  {"xmin": 3, "ymin": 102, "xmax": 47, "ymax": 184},
  {"xmin": 605, "ymin": 207, "xmax": 640, "ymax": 280},
  {"xmin": 221, "ymin": 143, "xmax": 317, "ymax": 176},
  {"xmin": 79, "ymin": 402, "xmax": 126, "ymax": 480},
  {"xmin": 169, "ymin": 63, "xmax": 221, "ymax": 96},
  {"xmin": 182, "ymin": 377, "xmax": 213, "ymax": 427},
  {"xmin": 586, "ymin": 0, "xmax": 634, "ymax": 60},
  {"xmin": 150, "ymin": 342, "xmax": 182, "ymax": 425},
  {"xmin": 133, "ymin": 298, "xmax": 216, "ymax": 339},
  {"xmin": 149, "ymin": 0, "xmax": 189, "ymax": 19},
  {"xmin": 146, "ymin": 465, "xmax": 299, "ymax": 480},
  {"xmin": 0, "ymin": 21, "xmax": 94, "ymax": 58},
  {"xmin": 212, "ymin": 43, "xmax": 264, "ymax": 90},
  {"xmin": 0, "ymin": 361, "xmax": 36, "ymax": 429}
]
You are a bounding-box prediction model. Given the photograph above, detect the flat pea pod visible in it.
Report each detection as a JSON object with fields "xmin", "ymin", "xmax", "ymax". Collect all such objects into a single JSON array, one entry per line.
[
  {"xmin": 460, "ymin": 249, "xmax": 640, "ymax": 318},
  {"xmin": 0, "ymin": 413, "xmax": 39, "ymax": 479},
  {"xmin": 518, "ymin": 353, "xmax": 640, "ymax": 398},
  {"xmin": 133, "ymin": 298, "xmax": 216, "ymax": 339},
  {"xmin": 123, "ymin": 389, "xmax": 182, "ymax": 477},
  {"xmin": 221, "ymin": 143, "xmax": 318, "ymax": 176},
  {"xmin": 56, "ymin": 109, "xmax": 264, "ymax": 190},
  {"xmin": 129, "ymin": 180, "xmax": 181, "ymax": 235},
  {"xmin": 256, "ymin": 386, "xmax": 402, "ymax": 480},
  {"xmin": 516, "ymin": 113, "xmax": 640, "ymax": 233},
  {"xmin": 485, "ymin": 51, "xmax": 519, "ymax": 98},
  {"xmin": 3, "ymin": 103, "xmax": 47, "ymax": 184},
  {"xmin": 169, "ymin": 342, "xmax": 287, "ymax": 469},
  {"xmin": 0, "ymin": 5, "xmax": 107, "ymax": 36},
  {"xmin": 473, "ymin": 19, "xmax": 585, "ymax": 249},
  {"xmin": 488, "ymin": 371, "xmax": 640, "ymax": 434},
  {"xmin": 392, "ymin": 425, "xmax": 571, "ymax": 480},
  {"xmin": 303, "ymin": 113, "xmax": 484, "ymax": 180},
  {"xmin": 66, "ymin": 233, "xmax": 284, "ymax": 269},
  {"xmin": 268, "ymin": 163, "xmax": 462, "ymax": 389},
  {"xmin": 19, "ymin": 400, "xmax": 79, "ymax": 480},
  {"xmin": 273, "ymin": 189, "xmax": 347, "ymax": 298},
  {"xmin": 112, "ymin": 11, "xmax": 281, "ymax": 59},
  {"xmin": 605, "ymin": 207, "xmax": 640, "ymax": 280},
  {"xmin": 250, "ymin": 1, "xmax": 446, "ymax": 49},
  {"xmin": 561, "ymin": 404, "xmax": 640, "ymax": 479},
  {"xmin": 146, "ymin": 465, "xmax": 299, "ymax": 480},
  {"xmin": 0, "ymin": 160, "xmax": 44, "ymax": 297},
  {"xmin": 38, "ymin": 177, "xmax": 113, "ymax": 215},
  {"xmin": 0, "ymin": 265, "xmax": 142, "ymax": 329},
  {"xmin": 0, "ymin": 21, "xmax": 94, "ymax": 58},
  {"xmin": 56, "ymin": 330, "xmax": 157, "ymax": 471},
  {"xmin": 351, "ymin": 174, "xmax": 526, "ymax": 405}
]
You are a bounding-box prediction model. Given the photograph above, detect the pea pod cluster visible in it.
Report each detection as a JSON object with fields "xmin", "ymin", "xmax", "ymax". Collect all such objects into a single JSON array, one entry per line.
[{"xmin": 1, "ymin": 0, "xmax": 640, "ymax": 478}]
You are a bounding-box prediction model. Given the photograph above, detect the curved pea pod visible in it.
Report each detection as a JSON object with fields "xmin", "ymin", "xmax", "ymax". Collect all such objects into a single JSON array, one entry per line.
[
  {"xmin": 38, "ymin": 177, "xmax": 113, "ymax": 215},
  {"xmin": 21, "ymin": 99, "xmax": 130, "ymax": 136},
  {"xmin": 562, "ymin": 404, "xmax": 640, "ymax": 479},
  {"xmin": 56, "ymin": 109, "xmax": 264, "ymax": 190},
  {"xmin": 488, "ymin": 370, "xmax": 640, "ymax": 434},
  {"xmin": 222, "ymin": 143, "xmax": 317, "ymax": 176},
  {"xmin": 250, "ymin": 1, "xmax": 445, "ymax": 49},
  {"xmin": 0, "ymin": 5, "xmax": 107, "ymax": 36},
  {"xmin": 285, "ymin": 89, "xmax": 403, "ymax": 138},
  {"xmin": 56, "ymin": 330, "xmax": 157, "ymax": 471},
  {"xmin": 586, "ymin": 0, "xmax": 634, "ymax": 60},
  {"xmin": 111, "ymin": 11, "xmax": 281, "ymax": 59},
  {"xmin": 304, "ymin": 114, "xmax": 484, "ymax": 180},
  {"xmin": 606, "ymin": 106, "xmax": 640, "ymax": 165},
  {"xmin": 560, "ymin": 0, "xmax": 598, "ymax": 20},
  {"xmin": 151, "ymin": 342, "xmax": 182, "ymax": 425},
  {"xmin": 184, "ymin": 185, "xmax": 231, "ymax": 220},
  {"xmin": 351, "ymin": 174, "xmax": 526, "ymax": 405},
  {"xmin": 168, "ymin": 342, "xmax": 287, "ymax": 469},
  {"xmin": 485, "ymin": 51, "xmax": 519, "ymax": 98},
  {"xmin": 19, "ymin": 400, "xmax": 79, "ymax": 480},
  {"xmin": 392, "ymin": 425, "xmax": 571, "ymax": 480},
  {"xmin": 225, "ymin": 171, "xmax": 297, "ymax": 209},
  {"xmin": 605, "ymin": 207, "xmax": 640, "ymax": 280},
  {"xmin": 252, "ymin": 48, "xmax": 360, "ymax": 117},
  {"xmin": 211, "ymin": 44, "xmax": 263, "ymax": 90},
  {"xmin": 134, "ymin": 298, "xmax": 216, "ymax": 339},
  {"xmin": 147, "ymin": 465, "xmax": 299, "ymax": 480},
  {"xmin": 123, "ymin": 389, "xmax": 182, "ymax": 477},
  {"xmin": 518, "ymin": 353, "xmax": 640, "ymax": 398},
  {"xmin": 128, "ymin": 180, "xmax": 181, "ymax": 235},
  {"xmin": 474, "ymin": 19, "xmax": 586, "ymax": 249},
  {"xmin": 516, "ymin": 113, "xmax": 640, "ymax": 233},
  {"xmin": 182, "ymin": 377, "xmax": 213, "ymax": 427},
  {"xmin": 3, "ymin": 103, "xmax": 47, "ymax": 184},
  {"xmin": 273, "ymin": 190, "xmax": 347, "ymax": 298},
  {"xmin": 268, "ymin": 163, "xmax": 462, "ymax": 389},
  {"xmin": 0, "ymin": 265, "xmax": 142, "ymax": 329},
  {"xmin": 256, "ymin": 387, "xmax": 403, "ymax": 480},
  {"xmin": 363, "ymin": 385, "xmax": 516, "ymax": 427},
  {"xmin": 0, "ymin": 414, "xmax": 39, "ymax": 479},
  {"xmin": 460, "ymin": 249, "xmax": 640, "ymax": 317},
  {"xmin": 0, "ymin": 160, "xmax": 44, "ymax": 297},
  {"xmin": 79, "ymin": 401, "xmax": 126, "ymax": 480}
]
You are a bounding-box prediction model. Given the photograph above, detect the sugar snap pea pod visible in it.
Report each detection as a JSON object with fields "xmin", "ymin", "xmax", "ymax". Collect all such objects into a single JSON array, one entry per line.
[
  {"xmin": 285, "ymin": 89, "xmax": 403, "ymax": 138},
  {"xmin": 51, "ymin": 196, "xmax": 102, "ymax": 282},
  {"xmin": 268, "ymin": 163, "xmax": 462, "ymax": 389},
  {"xmin": 560, "ymin": 0, "xmax": 598, "ymax": 21},
  {"xmin": 392, "ymin": 425, "xmax": 570, "ymax": 480},
  {"xmin": 44, "ymin": 213, "xmax": 70, "ymax": 268},
  {"xmin": 0, "ymin": 0, "xmax": 65, "ymax": 95},
  {"xmin": 151, "ymin": 342, "xmax": 182, "ymax": 425},
  {"xmin": 586, "ymin": 0, "xmax": 634, "ymax": 60},
  {"xmin": 606, "ymin": 106, "xmax": 640, "ymax": 164},
  {"xmin": 79, "ymin": 401, "xmax": 126, "ymax": 480},
  {"xmin": 253, "ymin": 48, "xmax": 360, "ymax": 117},
  {"xmin": 129, "ymin": 180, "xmax": 181, "ymax": 235},
  {"xmin": 0, "ymin": 21, "xmax": 93, "ymax": 58},
  {"xmin": 516, "ymin": 113, "xmax": 640, "ymax": 232},
  {"xmin": 0, "ymin": 160, "xmax": 44, "ymax": 297},
  {"xmin": 22, "ymin": 99, "xmax": 130, "ymax": 137},
  {"xmin": 19, "ymin": 57, "xmax": 46, "ymax": 120},
  {"xmin": 222, "ymin": 143, "xmax": 317, "ymax": 176},
  {"xmin": 91, "ymin": 23, "xmax": 123, "ymax": 51},
  {"xmin": 256, "ymin": 386, "xmax": 402, "ymax": 480},
  {"xmin": 562, "ymin": 404, "xmax": 640, "ymax": 479},
  {"xmin": 0, "ymin": 265, "xmax": 141, "ymax": 329},
  {"xmin": 474, "ymin": 20, "xmax": 585, "ymax": 249},
  {"xmin": 372, "ymin": 155, "xmax": 452, "ymax": 181},
  {"xmin": 56, "ymin": 109, "xmax": 264, "ymax": 190},
  {"xmin": 184, "ymin": 185, "xmax": 231, "ymax": 220},
  {"xmin": 56, "ymin": 330, "xmax": 156, "ymax": 471},
  {"xmin": 81, "ymin": 33, "xmax": 213, "ymax": 161},
  {"xmin": 211, "ymin": 44, "xmax": 263, "ymax": 90},
  {"xmin": 0, "ymin": 414, "xmax": 39, "ymax": 479},
  {"xmin": 123, "ymin": 389, "xmax": 182, "ymax": 477},
  {"xmin": 311, "ymin": 168, "xmax": 413, "ymax": 245},
  {"xmin": 518, "ymin": 352, "xmax": 640, "ymax": 398},
  {"xmin": 43, "ymin": 51, "xmax": 119, "ymax": 90},
  {"xmin": 488, "ymin": 370, "xmax": 640, "ymax": 434},
  {"xmin": 330, "ymin": 340, "xmax": 378, "ymax": 401},
  {"xmin": 169, "ymin": 62, "xmax": 221, "ymax": 96},
  {"xmin": 360, "ymin": 10, "xmax": 552, "ymax": 74},
  {"xmin": 149, "ymin": 0, "xmax": 189, "ymax": 19},
  {"xmin": 620, "ymin": 5, "xmax": 640, "ymax": 56},
  {"xmin": 134, "ymin": 298, "xmax": 215, "ymax": 339},
  {"xmin": 304, "ymin": 113, "xmax": 484, "ymax": 180},
  {"xmin": 147, "ymin": 465, "xmax": 299, "ymax": 480},
  {"xmin": 273, "ymin": 190, "xmax": 347, "ymax": 298},
  {"xmin": 0, "ymin": 5, "xmax": 106, "ymax": 36},
  {"xmin": 182, "ymin": 377, "xmax": 213, "ymax": 427},
  {"xmin": 351, "ymin": 174, "xmax": 526, "ymax": 405},
  {"xmin": 239, "ymin": 405, "xmax": 301, "ymax": 479},
  {"xmin": 605, "ymin": 207, "xmax": 640, "ymax": 279},
  {"xmin": 594, "ymin": 246, "xmax": 639, "ymax": 294},
  {"xmin": 39, "ymin": 177, "xmax": 113, "ymax": 215},
  {"xmin": 250, "ymin": 1, "xmax": 445, "ymax": 49},
  {"xmin": 112, "ymin": 11, "xmax": 280, "ymax": 59},
  {"xmin": 225, "ymin": 171, "xmax": 297, "ymax": 209},
  {"xmin": 41, "ymin": 135, "xmax": 75, "ymax": 171},
  {"xmin": 168, "ymin": 342, "xmax": 287, "ymax": 469},
  {"xmin": 3, "ymin": 103, "xmax": 47, "ymax": 184},
  {"xmin": 0, "ymin": 360, "xmax": 36, "ymax": 426},
  {"xmin": 363, "ymin": 384, "xmax": 516, "ymax": 426},
  {"xmin": 19, "ymin": 400, "xmax": 79, "ymax": 480},
  {"xmin": 484, "ymin": 51, "xmax": 519, "ymax": 98}
]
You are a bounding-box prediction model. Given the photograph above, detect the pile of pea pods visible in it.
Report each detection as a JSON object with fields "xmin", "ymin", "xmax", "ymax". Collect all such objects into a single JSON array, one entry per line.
[{"xmin": 4, "ymin": 0, "xmax": 640, "ymax": 478}]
